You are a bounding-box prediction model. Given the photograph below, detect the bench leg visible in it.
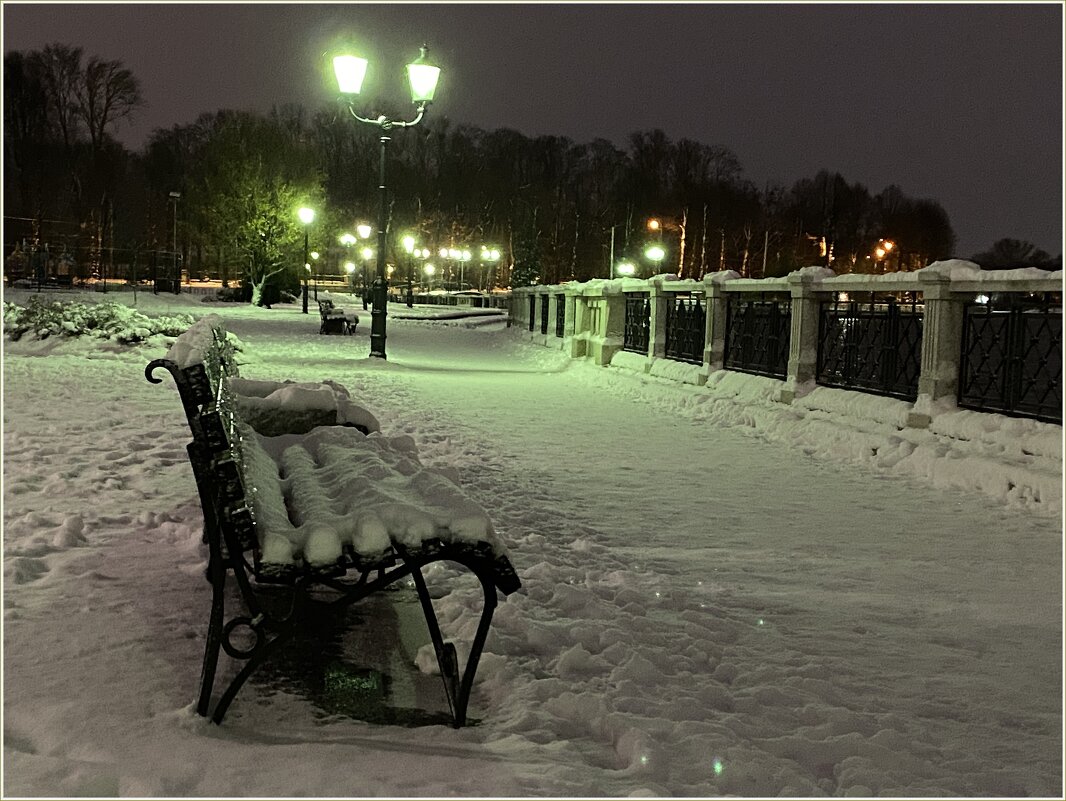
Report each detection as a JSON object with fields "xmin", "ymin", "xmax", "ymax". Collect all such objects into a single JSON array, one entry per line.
[
  {"xmin": 197, "ymin": 552, "xmax": 227, "ymax": 717},
  {"xmin": 409, "ymin": 566, "xmax": 498, "ymax": 728},
  {"xmin": 210, "ymin": 619, "xmax": 299, "ymax": 724}
]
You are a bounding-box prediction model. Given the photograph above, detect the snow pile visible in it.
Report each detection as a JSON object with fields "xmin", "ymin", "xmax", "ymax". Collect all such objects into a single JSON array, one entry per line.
[
  {"xmin": 231, "ymin": 377, "xmax": 381, "ymax": 436},
  {"xmin": 162, "ymin": 313, "xmax": 228, "ymax": 368},
  {"xmin": 241, "ymin": 424, "xmax": 499, "ymax": 567},
  {"xmin": 3, "ymin": 296, "xmax": 194, "ymax": 344},
  {"xmin": 579, "ymin": 363, "xmax": 1062, "ymax": 518}
]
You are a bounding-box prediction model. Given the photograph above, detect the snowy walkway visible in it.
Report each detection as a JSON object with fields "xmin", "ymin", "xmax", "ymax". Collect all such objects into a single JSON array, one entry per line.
[{"xmin": 2, "ymin": 291, "xmax": 1062, "ymax": 797}]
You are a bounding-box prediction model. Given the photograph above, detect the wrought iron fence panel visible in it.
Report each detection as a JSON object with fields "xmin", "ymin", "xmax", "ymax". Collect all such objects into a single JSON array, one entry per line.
[
  {"xmin": 959, "ymin": 294, "xmax": 1062, "ymax": 423},
  {"xmin": 816, "ymin": 293, "xmax": 923, "ymax": 401},
  {"xmin": 555, "ymin": 295, "xmax": 566, "ymax": 337},
  {"xmin": 539, "ymin": 295, "xmax": 549, "ymax": 334},
  {"xmin": 664, "ymin": 293, "xmax": 706, "ymax": 364},
  {"xmin": 724, "ymin": 296, "xmax": 792, "ymax": 378},
  {"xmin": 623, "ymin": 293, "xmax": 650, "ymax": 354},
  {"xmin": 527, "ymin": 295, "xmax": 535, "ymax": 331}
]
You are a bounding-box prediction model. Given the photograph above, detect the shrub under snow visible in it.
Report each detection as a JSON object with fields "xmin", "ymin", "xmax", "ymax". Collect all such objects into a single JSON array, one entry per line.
[{"xmin": 3, "ymin": 297, "xmax": 195, "ymax": 345}]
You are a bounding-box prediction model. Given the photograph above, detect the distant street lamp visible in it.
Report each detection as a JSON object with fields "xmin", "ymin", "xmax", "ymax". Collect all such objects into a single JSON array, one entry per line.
[
  {"xmin": 344, "ymin": 261, "xmax": 356, "ymax": 295},
  {"xmin": 168, "ymin": 191, "xmax": 181, "ymax": 294},
  {"xmin": 644, "ymin": 244, "xmax": 666, "ymax": 273},
  {"xmin": 310, "ymin": 250, "xmax": 320, "ymax": 300},
  {"xmin": 480, "ymin": 247, "xmax": 500, "ymax": 290},
  {"xmin": 424, "ymin": 263, "xmax": 436, "ymax": 290},
  {"xmin": 333, "ymin": 43, "xmax": 442, "ymax": 359},
  {"xmin": 298, "ymin": 206, "xmax": 315, "ymax": 313},
  {"xmin": 615, "ymin": 260, "xmax": 636, "ymax": 277},
  {"xmin": 360, "ymin": 246, "xmax": 374, "ymax": 310},
  {"xmin": 402, "ymin": 234, "xmax": 417, "ymax": 307}
]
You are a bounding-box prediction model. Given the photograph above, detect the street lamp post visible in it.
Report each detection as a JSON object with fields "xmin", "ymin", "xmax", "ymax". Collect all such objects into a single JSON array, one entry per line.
[
  {"xmin": 333, "ymin": 44, "xmax": 442, "ymax": 359},
  {"xmin": 360, "ymin": 246, "xmax": 373, "ymax": 309},
  {"xmin": 344, "ymin": 261, "xmax": 356, "ymax": 295},
  {"xmin": 298, "ymin": 206, "xmax": 314, "ymax": 313},
  {"xmin": 168, "ymin": 191, "xmax": 181, "ymax": 293},
  {"xmin": 402, "ymin": 235, "xmax": 416, "ymax": 307}
]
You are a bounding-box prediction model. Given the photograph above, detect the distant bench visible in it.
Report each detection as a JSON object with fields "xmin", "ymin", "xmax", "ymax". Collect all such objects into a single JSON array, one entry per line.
[
  {"xmin": 146, "ymin": 315, "xmax": 520, "ymax": 725},
  {"xmin": 318, "ymin": 298, "xmax": 358, "ymax": 335}
]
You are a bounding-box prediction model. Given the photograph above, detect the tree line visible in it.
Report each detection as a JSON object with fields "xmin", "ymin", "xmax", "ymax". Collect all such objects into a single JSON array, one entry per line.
[{"xmin": 4, "ymin": 44, "xmax": 1056, "ymax": 301}]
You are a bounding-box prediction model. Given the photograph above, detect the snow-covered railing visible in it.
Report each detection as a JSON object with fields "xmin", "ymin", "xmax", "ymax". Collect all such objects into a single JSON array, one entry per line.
[{"xmin": 512, "ymin": 261, "xmax": 1063, "ymax": 427}]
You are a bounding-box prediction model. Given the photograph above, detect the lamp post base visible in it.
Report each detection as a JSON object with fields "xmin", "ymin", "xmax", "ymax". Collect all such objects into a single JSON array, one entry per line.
[{"xmin": 369, "ymin": 277, "xmax": 388, "ymax": 359}]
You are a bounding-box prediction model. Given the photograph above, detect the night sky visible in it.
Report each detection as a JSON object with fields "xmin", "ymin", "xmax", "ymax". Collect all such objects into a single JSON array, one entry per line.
[{"xmin": 3, "ymin": 2, "xmax": 1063, "ymax": 259}]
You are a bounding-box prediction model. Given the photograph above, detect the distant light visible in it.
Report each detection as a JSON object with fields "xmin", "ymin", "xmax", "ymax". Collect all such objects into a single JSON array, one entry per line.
[
  {"xmin": 616, "ymin": 261, "xmax": 636, "ymax": 276},
  {"xmin": 340, "ymin": 233, "xmax": 356, "ymax": 246},
  {"xmin": 838, "ymin": 292, "xmax": 850, "ymax": 303},
  {"xmin": 875, "ymin": 247, "xmax": 886, "ymax": 259},
  {"xmin": 645, "ymin": 244, "xmax": 666, "ymax": 262},
  {"xmin": 360, "ymin": 247, "xmax": 374, "ymax": 260},
  {"xmin": 424, "ymin": 264, "xmax": 436, "ymax": 275},
  {"xmin": 975, "ymin": 294, "xmax": 990, "ymax": 304},
  {"xmin": 344, "ymin": 262, "xmax": 356, "ymax": 273},
  {"xmin": 402, "ymin": 235, "xmax": 416, "ymax": 253},
  {"xmin": 647, "ymin": 218, "xmax": 661, "ymax": 231},
  {"xmin": 461, "ymin": 249, "xmax": 471, "ymax": 261},
  {"xmin": 882, "ymin": 240, "xmax": 895, "ymax": 251},
  {"xmin": 297, "ymin": 207, "xmax": 315, "ymax": 225},
  {"xmin": 713, "ymin": 758, "xmax": 724, "ymax": 776},
  {"xmin": 757, "ymin": 618, "xmax": 765, "ymax": 626},
  {"xmin": 357, "ymin": 224, "xmax": 372, "ymax": 239},
  {"xmin": 310, "ymin": 251, "xmax": 320, "ymax": 260},
  {"xmin": 439, "ymin": 247, "xmax": 449, "ymax": 258}
]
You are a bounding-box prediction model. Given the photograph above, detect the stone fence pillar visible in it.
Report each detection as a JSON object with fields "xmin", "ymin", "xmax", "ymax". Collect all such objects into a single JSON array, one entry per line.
[
  {"xmin": 649, "ymin": 279, "xmax": 668, "ymax": 358},
  {"xmin": 907, "ymin": 272, "xmax": 965, "ymax": 427},
  {"xmin": 702, "ymin": 276, "xmax": 730, "ymax": 372},
  {"xmin": 778, "ymin": 272, "xmax": 823, "ymax": 403},
  {"xmin": 598, "ymin": 287, "xmax": 626, "ymax": 366}
]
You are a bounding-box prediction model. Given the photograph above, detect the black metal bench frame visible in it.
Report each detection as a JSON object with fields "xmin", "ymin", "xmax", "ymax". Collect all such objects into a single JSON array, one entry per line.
[{"xmin": 145, "ymin": 324, "xmax": 519, "ymax": 726}]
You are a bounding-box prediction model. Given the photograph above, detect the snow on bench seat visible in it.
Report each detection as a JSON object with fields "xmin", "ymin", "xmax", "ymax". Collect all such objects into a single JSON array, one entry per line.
[{"xmin": 240, "ymin": 423, "xmax": 502, "ymax": 572}]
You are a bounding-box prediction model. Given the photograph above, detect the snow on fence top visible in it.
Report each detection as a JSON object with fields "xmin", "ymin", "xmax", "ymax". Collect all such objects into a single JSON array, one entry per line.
[{"xmin": 527, "ymin": 261, "xmax": 1062, "ymax": 295}]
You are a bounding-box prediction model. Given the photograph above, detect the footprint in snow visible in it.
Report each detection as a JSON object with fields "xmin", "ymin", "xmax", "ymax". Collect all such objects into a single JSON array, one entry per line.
[{"xmin": 5, "ymin": 556, "xmax": 50, "ymax": 584}]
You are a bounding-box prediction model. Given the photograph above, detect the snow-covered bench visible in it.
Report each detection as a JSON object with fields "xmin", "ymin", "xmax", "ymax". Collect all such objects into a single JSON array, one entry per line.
[
  {"xmin": 318, "ymin": 298, "xmax": 358, "ymax": 335},
  {"xmin": 145, "ymin": 315, "xmax": 520, "ymax": 725}
]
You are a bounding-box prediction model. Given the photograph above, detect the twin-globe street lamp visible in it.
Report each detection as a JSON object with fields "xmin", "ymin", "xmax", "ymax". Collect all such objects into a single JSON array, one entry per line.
[{"xmin": 333, "ymin": 44, "xmax": 441, "ymax": 359}]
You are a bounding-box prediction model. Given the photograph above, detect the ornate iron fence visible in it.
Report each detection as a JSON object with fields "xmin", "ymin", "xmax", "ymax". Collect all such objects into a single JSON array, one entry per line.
[
  {"xmin": 724, "ymin": 295, "xmax": 791, "ymax": 378},
  {"xmin": 817, "ymin": 292, "xmax": 923, "ymax": 401},
  {"xmin": 539, "ymin": 295, "xmax": 549, "ymax": 334},
  {"xmin": 664, "ymin": 293, "xmax": 706, "ymax": 364},
  {"xmin": 555, "ymin": 295, "xmax": 566, "ymax": 337},
  {"xmin": 958, "ymin": 293, "xmax": 1062, "ymax": 423},
  {"xmin": 527, "ymin": 295, "xmax": 535, "ymax": 331},
  {"xmin": 623, "ymin": 293, "xmax": 650, "ymax": 354}
]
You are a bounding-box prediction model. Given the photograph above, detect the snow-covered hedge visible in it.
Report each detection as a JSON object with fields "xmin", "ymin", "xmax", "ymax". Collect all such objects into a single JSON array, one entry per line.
[{"xmin": 3, "ymin": 297, "xmax": 195, "ymax": 345}]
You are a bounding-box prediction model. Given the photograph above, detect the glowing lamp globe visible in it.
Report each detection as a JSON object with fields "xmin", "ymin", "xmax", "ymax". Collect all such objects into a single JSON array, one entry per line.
[
  {"xmin": 406, "ymin": 46, "xmax": 441, "ymax": 103},
  {"xmin": 334, "ymin": 54, "xmax": 369, "ymax": 95},
  {"xmin": 298, "ymin": 207, "xmax": 315, "ymax": 225}
]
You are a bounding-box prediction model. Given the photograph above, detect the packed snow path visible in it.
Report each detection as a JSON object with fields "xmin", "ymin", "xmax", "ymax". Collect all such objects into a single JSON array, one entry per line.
[{"xmin": 3, "ymin": 293, "xmax": 1062, "ymax": 797}]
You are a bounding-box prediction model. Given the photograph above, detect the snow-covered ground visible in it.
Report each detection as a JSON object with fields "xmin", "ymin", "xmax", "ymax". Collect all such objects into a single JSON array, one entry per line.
[{"xmin": 2, "ymin": 288, "xmax": 1062, "ymax": 797}]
